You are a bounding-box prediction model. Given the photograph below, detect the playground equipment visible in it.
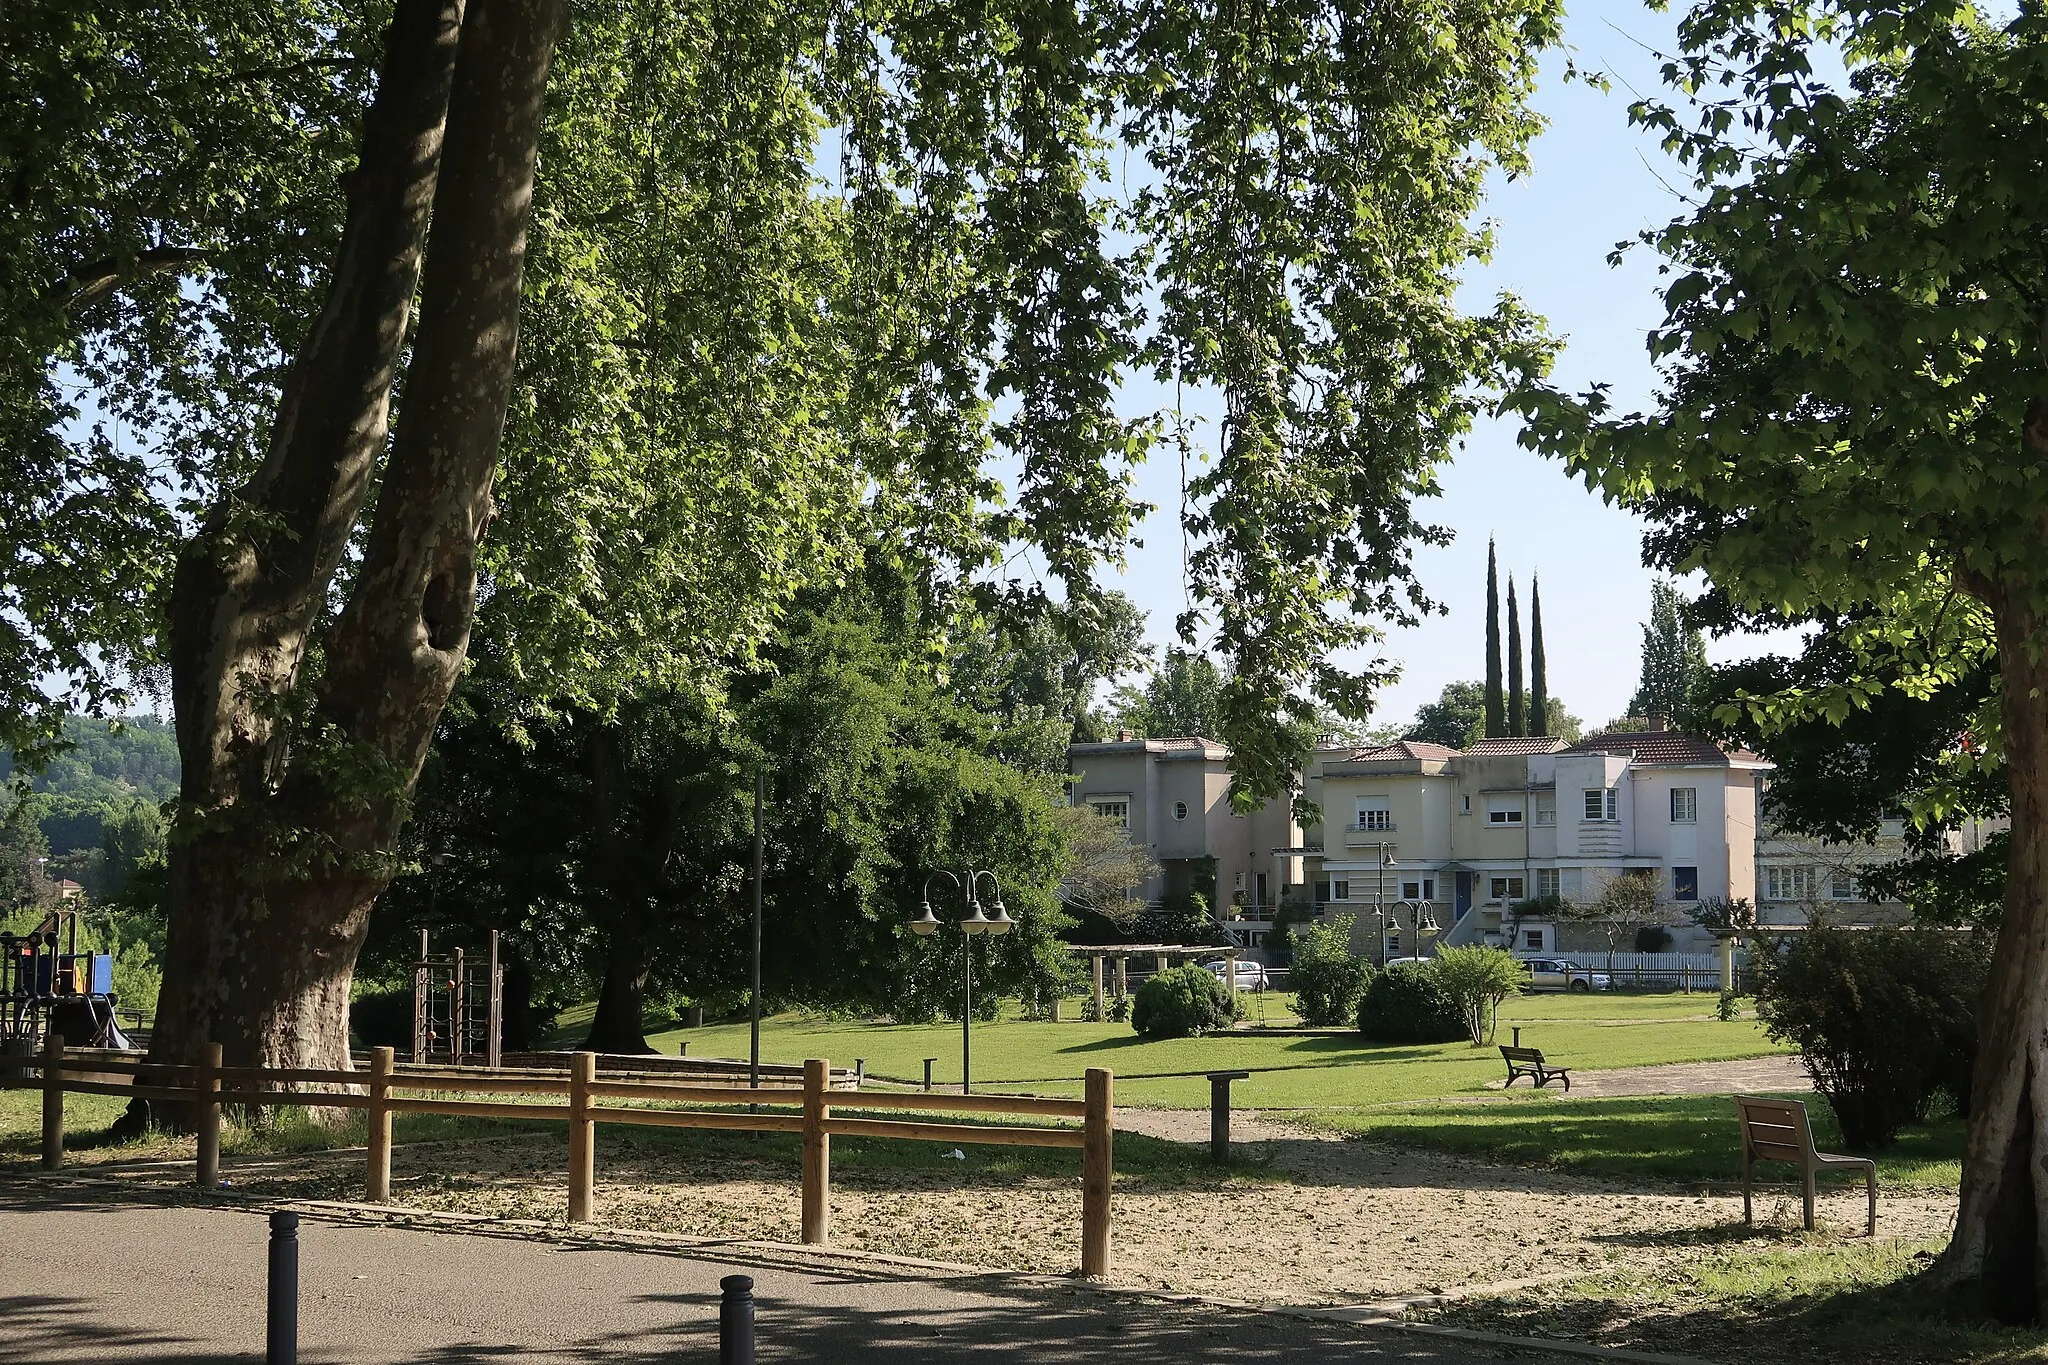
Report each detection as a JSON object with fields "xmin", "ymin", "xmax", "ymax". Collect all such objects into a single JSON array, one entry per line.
[
  {"xmin": 1, "ymin": 908, "xmax": 132, "ymax": 1053},
  {"xmin": 412, "ymin": 929, "xmax": 503, "ymax": 1066}
]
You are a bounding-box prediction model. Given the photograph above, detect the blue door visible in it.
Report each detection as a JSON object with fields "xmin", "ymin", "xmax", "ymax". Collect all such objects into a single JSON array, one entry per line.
[{"xmin": 1455, "ymin": 872, "xmax": 1474, "ymax": 919}]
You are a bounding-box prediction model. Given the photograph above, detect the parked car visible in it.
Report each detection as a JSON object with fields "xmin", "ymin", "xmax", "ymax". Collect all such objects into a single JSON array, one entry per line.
[
  {"xmin": 1381, "ymin": 956, "xmax": 1433, "ymax": 970},
  {"xmin": 1517, "ymin": 957, "xmax": 1614, "ymax": 993},
  {"xmin": 1204, "ymin": 959, "xmax": 1270, "ymax": 990}
]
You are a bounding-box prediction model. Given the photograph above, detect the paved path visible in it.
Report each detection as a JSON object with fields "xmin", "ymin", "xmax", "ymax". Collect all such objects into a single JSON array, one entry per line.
[
  {"xmin": 1116, "ymin": 1055, "xmax": 1811, "ymax": 1142},
  {"xmin": 0, "ymin": 1188, "xmax": 1532, "ymax": 1364}
]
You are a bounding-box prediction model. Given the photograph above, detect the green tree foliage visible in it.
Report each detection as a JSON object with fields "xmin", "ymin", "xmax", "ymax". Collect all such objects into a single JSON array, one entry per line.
[
  {"xmin": 0, "ymin": 803, "xmax": 54, "ymax": 911},
  {"xmin": 1288, "ymin": 915, "xmax": 1371, "ymax": 1027},
  {"xmin": 1506, "ymin": 577, "xmax": 1526, "ymax": 737},
  {"xmin": 1484, "ymin": 541, "xmax": 1505, "ymax": 738},
  {"xmin": 1428, "ymin": 944, "xmax": 1525, "ymax": 1045},
  {"xmin": 1628, "ymin": 581, "xmax": 1708, "ymax": 724},
  {"xmin": 950, "ymin": 591, "xmax": 1151, "ymax": 768},
  {"xmin": 1529, "ymin": 575, "xmax": 1550, "ymax": 736},
  {"xmin": 1752, "ymin": 927, "xmax": 1987, "ymax": 1149},
  {"xmin": 376, "ymin": 574, "xmax": 1081, "ymax": 1048},
  {"xmin": 1407, "ymin": 681, "xmax": 1488, "ymax": 749},
  {"xmin": 1130, "ymin": 963, "xmax": 1235, "ymax": 1039},
  {"xmin": 1506, "ymin": 0, "xmax": 2048, "ymax": 1307},
  {"xmin": 1109, "ymin": 649, "xmax": 1227, "ymax": 740}
]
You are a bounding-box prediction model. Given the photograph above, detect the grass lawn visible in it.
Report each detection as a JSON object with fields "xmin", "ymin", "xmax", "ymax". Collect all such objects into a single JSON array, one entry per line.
[
  {"xmin": 1420, "ymin": 1232, "xmax": 2045, "ymax": 1365},
  {"xmin": 557, "ymin": 990, "xmax": 1788, "ymax": 1111}
]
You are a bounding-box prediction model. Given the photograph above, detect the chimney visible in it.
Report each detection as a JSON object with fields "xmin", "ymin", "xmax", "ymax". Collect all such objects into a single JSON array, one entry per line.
[
  {"xmin": 1115, "ymin": 728, "xmax": 1131, "ymax": 743},
  {"xmin": 1647, "ymin": 713, "xmax": 1670, "ymax": 733}
]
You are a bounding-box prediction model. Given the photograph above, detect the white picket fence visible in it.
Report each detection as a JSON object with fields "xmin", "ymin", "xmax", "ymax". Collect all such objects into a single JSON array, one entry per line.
[{"xmin": 1549, "ymin": 950, "xmax": 1749, "ymax": 990}]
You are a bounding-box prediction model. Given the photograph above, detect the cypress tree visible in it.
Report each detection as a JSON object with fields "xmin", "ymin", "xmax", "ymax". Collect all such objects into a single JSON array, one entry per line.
[
  {"xmin": 1529, "ymin": 574, "xmax": 1549, "ymax": 736},
  {"xmin": 1507, "ymin": 576, "xmax": 1525, "ymax": 737},
  {"xmin": 1483, "ymin": 540, "xmax": 1504, "ymax": 738}
]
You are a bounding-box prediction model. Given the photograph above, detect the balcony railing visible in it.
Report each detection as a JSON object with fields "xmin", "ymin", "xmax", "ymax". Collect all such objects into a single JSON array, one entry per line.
[{"xmin": 1342, "ymin": 822, "xmax": 1396, "ymax": 845}]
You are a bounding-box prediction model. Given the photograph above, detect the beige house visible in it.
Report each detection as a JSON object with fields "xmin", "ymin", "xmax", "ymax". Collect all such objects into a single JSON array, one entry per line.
[
  {"xmin": 1303, "ymin": 730, "xmax": 1772, "ymax": 956},
  {"xmin": 1753, "ymin": 811, "xmax": 2005, "ymax": 929},
  {"xmin": 1066, "ymin": 734, "xmax": 1303, "ymax": 942}
]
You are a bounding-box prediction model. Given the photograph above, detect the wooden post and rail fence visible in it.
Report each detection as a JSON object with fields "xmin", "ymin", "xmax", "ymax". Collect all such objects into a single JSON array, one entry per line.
[{"xmin": 4, "ymin": 1038, "xmax": 1116, "ymax": 1277}]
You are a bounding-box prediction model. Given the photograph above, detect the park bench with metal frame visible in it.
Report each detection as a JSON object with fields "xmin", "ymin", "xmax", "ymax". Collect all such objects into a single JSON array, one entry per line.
[
  {"xmin": 1499, "ymin": 1044, "xmax": 1571, "ymax": 1091},
  {"xmin": 1734, "ymin": 1094, "xmax": 1876, "ymax": 1236}
]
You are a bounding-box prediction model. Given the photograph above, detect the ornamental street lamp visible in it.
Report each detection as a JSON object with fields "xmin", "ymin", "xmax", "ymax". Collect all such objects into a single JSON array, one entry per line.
[
  {"xmin": 911, "ymin": 869, "xmax": 1012, "ymax": 1093},
  {"xmin": 1388, "ymin": 898, "xmax": 1442, "ymax": 959}
]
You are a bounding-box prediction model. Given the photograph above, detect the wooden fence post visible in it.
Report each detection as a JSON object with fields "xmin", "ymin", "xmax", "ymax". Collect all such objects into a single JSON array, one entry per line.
[
  {"xmin": 196, "ymin": 1042, "xmax": 222, "ymax": 1188},
  {"xmin": 801, "ymin": 1058, "xmax": 830, "ymax": 1245},
  {"xmin": 366, "ymin": 1046, "xmax": 395, "ymax": 1202},
  {"xmin": 41, "ymin": 1030, "xmax": 63, "ymax": 1171},
  {"xmin": 1081, "ymin": 1066, "xmax": 1113, "ymax": 1277},
  {"xmin": 568, "ymin": 1050, "xmax": 596, "ymax": 1223}
]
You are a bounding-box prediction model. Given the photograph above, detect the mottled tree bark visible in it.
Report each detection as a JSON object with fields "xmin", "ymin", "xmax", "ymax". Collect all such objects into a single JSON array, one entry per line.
[
  {"xmin": 147, "ymin": 0, "xmax": 566, "ymax": 1102},
  {"xmin": 1940, "ymin": 586, "xmax": 2048, "ymax": 1321}
]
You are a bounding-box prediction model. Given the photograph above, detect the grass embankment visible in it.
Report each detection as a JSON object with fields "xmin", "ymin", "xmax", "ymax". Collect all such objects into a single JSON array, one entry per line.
[{"xmin": 1419, "ymin": 1234, "xmax": 2045, "ymax": 1365}]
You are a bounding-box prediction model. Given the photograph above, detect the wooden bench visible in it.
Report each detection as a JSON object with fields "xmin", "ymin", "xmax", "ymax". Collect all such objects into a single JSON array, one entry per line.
[
  {"xmin": 1499, "ymin": 1045, "xmax": 1571, "ymax": 1091},
  {"xmin": 1734, "ymin": 1095, "xmax": 1876, "ymax": 1235}
]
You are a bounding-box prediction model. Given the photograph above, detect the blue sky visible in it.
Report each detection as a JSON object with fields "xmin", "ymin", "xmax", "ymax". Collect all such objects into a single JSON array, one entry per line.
[{"xmin": 1089, "ymin": 0, "xmax": 1808, "ymax": 733}]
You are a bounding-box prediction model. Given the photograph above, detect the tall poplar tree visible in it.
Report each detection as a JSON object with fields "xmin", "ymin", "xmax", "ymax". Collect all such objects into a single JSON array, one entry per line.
[
  {"xmin": 1507, "ymin": 576, "xmax": 1526, "ymax": 737},
  {"xmin": 1529, "ymin": 575, "xmax": 1549, "ymax": 737},
  {"xmin": 1629, "ymin": 580, "xmax": 1709, "ymax": 723},
  {"xmin": 1483, "ymin": 540, "xmax": 1505, "ymax": 738}
]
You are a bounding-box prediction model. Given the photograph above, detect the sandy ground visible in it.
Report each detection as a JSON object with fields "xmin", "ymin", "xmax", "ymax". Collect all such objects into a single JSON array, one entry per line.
[{"xmin": 77, "ymin": 1072, "xmax": 1952, "ymax": 1311}]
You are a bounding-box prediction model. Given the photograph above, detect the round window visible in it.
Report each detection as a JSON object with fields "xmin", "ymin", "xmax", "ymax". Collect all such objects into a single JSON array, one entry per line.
[{"xmin": 1174, "ymin": 801, "xmax": 1188, "ymax": 820}]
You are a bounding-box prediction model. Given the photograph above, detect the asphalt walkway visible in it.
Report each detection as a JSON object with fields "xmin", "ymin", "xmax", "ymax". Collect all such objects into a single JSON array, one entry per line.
[{"xmin": 0, "ymin": 1188, "xmax": 1534, "ymax": 1364}]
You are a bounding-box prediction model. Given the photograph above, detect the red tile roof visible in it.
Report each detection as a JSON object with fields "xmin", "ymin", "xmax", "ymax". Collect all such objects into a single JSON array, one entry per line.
[
  {"xmin": 1345, "ymin": 740, "xmax": 1460, "ymax": 762},
  {"xmin": 1566, "ymin": 730, "xmax": 1766, "ymax": 766},
  {"xmin": 1463, "ymin": 737, "xmax": 1571, "ymax": 755}
]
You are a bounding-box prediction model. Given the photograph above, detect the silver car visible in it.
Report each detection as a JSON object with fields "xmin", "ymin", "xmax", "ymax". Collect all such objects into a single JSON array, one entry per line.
[
  {"xmin": 1518, "ymin": 957, "xmax": 1614, "ymax": 993},
  {"xmin": 1204, "ymin": 959, "xmax": 1269, "ymax": 990}
]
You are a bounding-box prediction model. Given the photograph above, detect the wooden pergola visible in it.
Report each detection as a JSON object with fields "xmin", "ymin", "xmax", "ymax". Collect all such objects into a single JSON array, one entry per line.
[{"xmin": 1065, "ymin": 943, "xmax": 1248, "ymax": 1018}]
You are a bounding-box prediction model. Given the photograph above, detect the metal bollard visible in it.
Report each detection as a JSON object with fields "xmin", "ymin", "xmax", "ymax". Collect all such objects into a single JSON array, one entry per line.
[
  {"xmin": 719, "ymin": 1274, "xmax": 755, "ymax": 1365},
  {"xmin": 1512, "ymin": 1026, "xmax": 1522, "ymax": 1048},
  {"xmin": 922, "ymin": 1057, "xmax": 936, "ymax": 1093},
  {"xmin": 1207, "ymin": 1070, "xmax": 1250, "ymax": 1163},
  {"xmin": 267, "ymin": 1212, "xmax": 299, "ymax": 1365},
  {"xmin": 854, "ymin": 1058, "xmax": 865, "ymax": 1087}
]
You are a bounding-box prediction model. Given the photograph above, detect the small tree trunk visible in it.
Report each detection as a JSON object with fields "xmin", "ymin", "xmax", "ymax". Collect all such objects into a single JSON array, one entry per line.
[
  {"xmin": 1939, "ymin": 588, "xmax": 2048, "ymax": 1320},
  {"xmin": 584, "ymin": 943, "xmax": 655, "ymax": 1055}
]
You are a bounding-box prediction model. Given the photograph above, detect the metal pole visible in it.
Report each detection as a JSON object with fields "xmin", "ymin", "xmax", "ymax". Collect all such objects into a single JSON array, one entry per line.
[
  {"xmin": 486, "ymin": 930, "xmax": 503, "ymax": 1069},
  {"xmin": 751, "ymin": 771, "xmax": 764, "ymax": 1093},
  {"xmin": 266, "ymin": 1212, "xmax": 299, "ymax": 1365},
  {"xmin": 719, "ymin": 1273, "xmax": 756, "ymax": 1365},
  {"xmin": 962, "ymin": 934, "xmax": 972, "ymax": 1095}
]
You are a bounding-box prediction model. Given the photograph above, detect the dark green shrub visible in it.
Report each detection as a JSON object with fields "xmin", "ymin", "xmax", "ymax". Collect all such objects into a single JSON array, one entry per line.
[
  {"xmin": 1634, "ymin": 925, "xmax": 1675, "ymax": 953},
  {"xmin": 1292, "ymin": 955, "xmax": 1373, "ymax": 1027},
  {"xmin": 1752, "ymin": 926, "xmax": 1989, "ymax": 1148},
  {"xmin": 1132, "ymin": 964, "xmax": 1237, "ymax": 1039},
  {"xmin": 1356, "ymin": 965, "xmax": 1465, "ymax": 1043}
]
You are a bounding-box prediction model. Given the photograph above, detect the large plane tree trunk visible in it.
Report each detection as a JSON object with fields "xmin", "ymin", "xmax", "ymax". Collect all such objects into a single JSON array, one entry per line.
[
  {"xmin": 1940, "ymin": 585, "xmax": 2048, "ymax": 1320},
  {"xmin": 145, "ymin": 0, "xmax": 565, "ymax": 1099}
]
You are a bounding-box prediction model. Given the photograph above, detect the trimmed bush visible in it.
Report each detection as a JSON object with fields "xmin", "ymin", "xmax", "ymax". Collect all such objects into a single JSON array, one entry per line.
[
  {"xmin": 1289, "ymin": 917, "xmax": 1372, "ymax": 1027},
  {"xmin": 1752, "ymin": 926, "xmax": 1989, "ymax": 1148},
  {"xmin": 1131, "ymin": 963, "xmax": 1237, "ymax": 1039},
  {"xmin": 1357, "ymin": 963, "xmax": 1465, "ymax": 1044},
  {"xmin": 1428, "ymin": 945, "xmax": 1526, "ymax": 1045}
]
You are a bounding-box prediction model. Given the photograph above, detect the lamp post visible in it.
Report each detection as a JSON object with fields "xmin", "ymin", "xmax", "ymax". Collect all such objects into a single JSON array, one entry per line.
[
  {"xmin": 1389, "ymin": 898, "xmax": 1442, "ymax": 959},
  {"xmin": 910, "ymin": 869, "xmax": 1013, "ymax": 1094},
  {"xmin": 1374, "ymin": 847, "xmax": 1397, "ymax": 965}
]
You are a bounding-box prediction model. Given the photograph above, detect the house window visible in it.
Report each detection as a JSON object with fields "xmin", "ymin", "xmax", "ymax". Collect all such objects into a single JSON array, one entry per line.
[
  {"xmin": 1314, "ymin": 879, "xmax": 1330, "ymax": 902},
  {"xmin": 1830, "ymin": 870, "xmax": 1860, "ymax": 900},
  {"xmin": 1582, "ymin": 788, "xmax": 1620, "ymax": 821},
  {"xmin": 1535, "ymin": 868, "xmax": 1561, "ymax": 898},
  {"xmin": 1534, "ymin": 793, "xmax": 1556, "ymax": 826},
  {"xmin": 1355, "ymin": 796, "xmax": 1392, "ymax": 831},
  {"xmin": 1487, "ymin": 799, "xmax": 1524, "ymax": 826},
  {"xmin": 1488, "ymin": 875, "xmax": 1526, "ymax": 901},
  {"xmin": 1523, "ymin": 928, "xmax": 1546, "ymax": 952},
  {"xmin": 1088, "ymin": 798, "xmax": 1130, "ymax": 831},
  {"xmin": 1400, "ymin": 878, "xmax": 1437, "ymax": 901},
  {"xmin": 1671, "ymin": 787, "xmax": 1698, "ymax": 823},
  {"xmin": 1673, "ymin": 866, "xmax": 1699, "ymax": 901},
  {"xmin": 1461, "ymin": 795, "xmax": 1471, "ymax": 814},
  {"xmin": 1173, "ymin": 800, "xmax": 1188, "ymax": 821},
  {"xmin": 1331, "ymin": 879, "xmax": 1351, "ymax": 901},
  {"xmin": 1560, "ymin": 867, "xmax": 1583, "ymax": 900},
  {"xmin": 1765, "ymin": 866, "xmax": 1815, "ymax": 901}
]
